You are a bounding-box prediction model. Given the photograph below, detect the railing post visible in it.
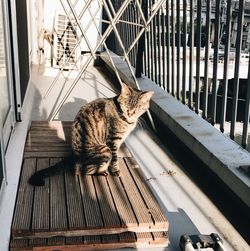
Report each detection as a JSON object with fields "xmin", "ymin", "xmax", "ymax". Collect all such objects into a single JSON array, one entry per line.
[
  {"xmin": 135, "ymin": 0, "xmax": 148, "ymax": 78},
  {"xmin": 230, "ymin": 0, "xmax": 245, "ymax": 140}
]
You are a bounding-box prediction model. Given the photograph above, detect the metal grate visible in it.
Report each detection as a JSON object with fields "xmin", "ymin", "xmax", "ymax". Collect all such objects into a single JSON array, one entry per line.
[
  {"xmin": 44, "ymin": 0, "xmax": 165, "ymax": 129},
  {"xmin": 53, "ymin": 12, "xmax": 78, "ymax": 70}
]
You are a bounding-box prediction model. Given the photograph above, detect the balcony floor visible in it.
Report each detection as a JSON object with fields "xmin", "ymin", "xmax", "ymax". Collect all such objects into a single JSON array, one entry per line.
[{"xmin": 0, "ymin": 65, "xmax": 249, "ymax": 251}]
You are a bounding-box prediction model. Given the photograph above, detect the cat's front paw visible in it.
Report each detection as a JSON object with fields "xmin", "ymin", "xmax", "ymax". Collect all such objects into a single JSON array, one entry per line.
[
  {"xmin": 110, "ymin": 170, "xmax": 121, "ymax": 177},
  {"xmin": 109, "ymin": 162, "xmax": 120, "ymax": 176}
]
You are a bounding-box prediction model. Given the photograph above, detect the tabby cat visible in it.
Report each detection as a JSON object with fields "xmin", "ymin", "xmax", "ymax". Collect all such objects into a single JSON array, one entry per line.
[{"xmin": 29, "ymin": 83, "xmax": 154, "ymax": 186}]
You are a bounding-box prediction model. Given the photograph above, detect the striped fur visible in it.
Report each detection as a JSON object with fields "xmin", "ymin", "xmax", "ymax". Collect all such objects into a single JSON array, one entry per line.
[{"xmin": 29, "ymin": 83, "xmax": 153, "ymax": 186}]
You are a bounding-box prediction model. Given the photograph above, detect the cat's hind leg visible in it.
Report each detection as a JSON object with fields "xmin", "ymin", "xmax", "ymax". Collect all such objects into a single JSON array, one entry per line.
[{"xmin": 83, "ymin": 145, "xmax": 112, "ymax": 175}]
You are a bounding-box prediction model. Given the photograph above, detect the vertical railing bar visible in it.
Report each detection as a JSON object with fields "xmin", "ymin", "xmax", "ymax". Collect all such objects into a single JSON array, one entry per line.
[
  {"xmin": 230, "ymin": 0, "xmax": 245, "ymax": 140},
  {"xmin": 150, "ymin": 0, "xmax": 154, "ymax": 80},
  {"xmin": 158, "ymin": 10, "xmax": 162, "ymax": 86},
  {"xmin": 203, "ymin": 0, "xmax": 211, "ymax": 119},
  {"xmin": 131, "ymin": 3, "xmax": 136, "ymax": 66},
  {"xmin": 118, "ymin": 0, "xmax": 124, "ymax": 56},
  {"xmin": 166, "ymin": 0, "xmax": 171, "ymax": 92},
  {"xmin": 176, "ymin": 0, "xmax": 181, "ymax": 99},
  {"xmin": 122, "ymin": 2, "xmax": 127, "ymax": 56},
  {"xmin": 189, "ymin": 0, "xmax": 194, "ymax": 108},
  {"xmin": 133, "ymin": 3, "xmax": 138, "ymax": 67},
  {"xmin": 127, "ymin": 3, "xmax": 132, "ymax": 63},
  {"xmin": 195, "ymin": 0, "xmax": 202, "ymax": 114},
  {"xmin": 135, "ymin": 0, "xmax": 148, "ymax": 77},
  {"xmin": 182, "ymin": 0, "xmax": 187, "ymax": 103},
  {"xmin": 171, "ymin": 0, "xmax": 176, "ymax": 96},
  {"xmin": 125, "ymin": 7, "xmax": 129, "ymax": 56},
  {"xmin": 113, "ymin": 0, "xmax": 122, "ymax": 54},
  {"xmin": 113, "ymin": 0, "xmax": 120, "ymax": 54},
  {"xmin": 211, "ymin": 0, "xmax": 221, "ymax": 125},
  {"xmin": 242, "ymin": 55, "xmax": 250, "ymax": 148},
  {"xmin": 143, "ymin": 19, "xmax": 147, "ymax": 76},
  {"xmin": 153, "ymin": 1, "xmax": 158, "ymax": 83},
  {"xmin": 116, "ymin": 1, "xmax": 122, "ymax": 55},
  {"xmin": 143, "ymin": 37, "xmax": 146, "ymax": 75},
  {"xmin": 220, "ymin": 0, "xmax": 232, "ymax": 133},
  {"xmin": 127, "ymin": 4, "xmax": 132, "ymax": 63},
  {"xmin": 147, "ymin": 1, "xmax": 151, "ymax": 78},
  {"xmin": 162, "ymin": 6, "xmax": 166, "ymax": 90},
  {"xmin": 113, "ymin": 0, "xmax": 118, "ymax": 54}
]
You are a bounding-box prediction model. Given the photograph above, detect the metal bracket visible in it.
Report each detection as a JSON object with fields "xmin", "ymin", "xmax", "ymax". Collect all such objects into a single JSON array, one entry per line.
[{"xmin": 179, "ymin": 233, "xmax": 226, "ymax": 251}]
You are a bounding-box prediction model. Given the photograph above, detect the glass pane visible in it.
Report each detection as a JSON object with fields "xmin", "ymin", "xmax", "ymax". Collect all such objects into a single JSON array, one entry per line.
[{"xmin": 0, "ymin": 0, "xmax": 10, "ymax": 126}]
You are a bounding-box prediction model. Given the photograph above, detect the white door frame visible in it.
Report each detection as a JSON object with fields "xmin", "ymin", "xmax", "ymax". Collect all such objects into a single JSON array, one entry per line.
[
  {"xmin": 8, "ymin": 0, "xmax": 22, "ymax": 121},
  {"xmin": 0, "ymin": 0, "xmax": 20, "ymax": 194}
]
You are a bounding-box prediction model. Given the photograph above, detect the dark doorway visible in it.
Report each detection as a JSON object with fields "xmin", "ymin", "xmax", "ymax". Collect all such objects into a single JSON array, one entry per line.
[{"xmin": 15, "ymin": 0, "xmax": 30, "ymax": 103}]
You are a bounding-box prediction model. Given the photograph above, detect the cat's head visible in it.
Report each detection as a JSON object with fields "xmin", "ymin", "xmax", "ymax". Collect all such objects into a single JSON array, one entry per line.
[{"xmin": 118, "ymin": 83, "xmax": 154, "ymax": 121}]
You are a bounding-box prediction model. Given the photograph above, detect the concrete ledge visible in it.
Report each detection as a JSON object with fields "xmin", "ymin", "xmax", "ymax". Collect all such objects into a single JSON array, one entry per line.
[{"xmin": 100, "ymin": 51, "xmax": 250, "ymax": 208}]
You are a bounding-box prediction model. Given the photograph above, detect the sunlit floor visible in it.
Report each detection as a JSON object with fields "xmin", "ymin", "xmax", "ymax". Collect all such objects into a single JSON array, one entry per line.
[{"xmin": 0, "ymin": 64, "xmax": 249, "ymax": 251}]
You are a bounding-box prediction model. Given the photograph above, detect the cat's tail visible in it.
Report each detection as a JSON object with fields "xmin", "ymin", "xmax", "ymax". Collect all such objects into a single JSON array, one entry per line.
[{"xmin": 29, "ymin": 155, "xmax": 75, "ymax": 186}]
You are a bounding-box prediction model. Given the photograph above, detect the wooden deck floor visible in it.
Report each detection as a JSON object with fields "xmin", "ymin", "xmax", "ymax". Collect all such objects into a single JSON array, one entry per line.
[{"xmin": 10, "ymin": 121, "xmax": 169, "ymax": 250}]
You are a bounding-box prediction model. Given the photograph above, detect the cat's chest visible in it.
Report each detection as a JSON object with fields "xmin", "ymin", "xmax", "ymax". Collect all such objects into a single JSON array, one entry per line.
[{"xmin": 108, "ymin": 117, "xmax": 136, "ymax": 137}]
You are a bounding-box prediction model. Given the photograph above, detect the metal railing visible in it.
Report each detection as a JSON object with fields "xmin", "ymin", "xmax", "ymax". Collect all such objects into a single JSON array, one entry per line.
[{"xmin": 106, "ymin": 0, "xmax": 250, "ymax": 150}]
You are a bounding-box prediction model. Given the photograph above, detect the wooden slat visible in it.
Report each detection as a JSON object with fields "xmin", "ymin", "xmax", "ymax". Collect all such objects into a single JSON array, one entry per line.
[
  {"xmin": 25, "ymin": 146, "xmax": 72, "ymax": 152},
  {"xmin": 118, "ymin": 159, "xmax": 154, "ymax": 228},
  {"xmin": 79, "ymin": 174, "xmax": 103, "ymax": 229},
  {"xmin": 124, "ymin": 157, "xmax": 169, "ymax": 229},
  {"xmin": 47, "ymin": 236, "xmax": 65, "ymax": 246},
  {"xmin": 26, "ymin": 141, "xmax": 70, "ymax": 147},
  {"xmin": 83, "ymin": 235, "xmax": 101, "ymax": 244},
  {"xmin": 32, "ymin": 158, "xmax": 50, "ymax": 232},
  {"xmin": 65, "ymin": 236, "xmax": 83, "ymax": 245},
  {"xmin": 30, "ymin": 121, "xmax": 72, "ymax": 128},
  {"xmin": 27, "ymin": 130, "xmax": 70, "ymax": 139},
  {"xmin": 64, "ymin": 172, "xmax": 86, "ymax": 230},
  {"xmin": 119, "ymin": 231, "xmax": 136, "ymax": 243},
  {"xmin": 50, "ymin": 158, "xmax": 68, "ymax": 231},
  {"xmin": 12, "ymin": 158, "xmax": 36, "ymax": 234},
  {"xmin": 93, "ymin": 175, "xmax": 120, "ymax": 228},
  {"xmin": 152, "ymin": 231, "xmax": 169, "ymax": 245},
  {"xmin": 10, "ymin": 239, "xmax": 29, "ymax": 249},
  {"xmin": 29, "ymin": 238, "xmax": 47, "ymax": 247},
  {"xmin": 26, "ymin": 136, "xmax": 69, "ymax": 143},
  {"xmin": 26, "ymin": 133, "xmax": 70, "ymax": 139},
  {"xmin": 10, "ymin": 231, "xmax": 168, "ymax": 250},
  {"xmin": 136, "ymin": 232, "xmax": 153, "ymax": 243},
  {"xmin": 102, "ymin": 233, "xmax": 119, "ymax": 244},
  {"xmin": 106, "ymin": 172, "xmax": 138, "ymax": 228},
  {"xmin": 24, "ymin": 152, "xmax": 71, "ymax": 158}
]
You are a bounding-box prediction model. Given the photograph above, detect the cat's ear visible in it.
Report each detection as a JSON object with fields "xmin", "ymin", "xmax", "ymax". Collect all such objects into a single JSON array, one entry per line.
[
  {"xmin": 140, "ymin": 91, "xmax": 154, "ymax": 101},
  {"xmin": 120, "ymin": 82, "xmax": 132, "ymax": 96}
]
